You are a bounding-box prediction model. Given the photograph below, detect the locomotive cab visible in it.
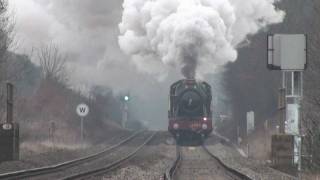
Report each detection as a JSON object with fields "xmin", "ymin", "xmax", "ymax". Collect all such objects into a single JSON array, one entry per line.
[{"xmin": 168, "ymin": 79, "xmax": 213, "ymax": 145}]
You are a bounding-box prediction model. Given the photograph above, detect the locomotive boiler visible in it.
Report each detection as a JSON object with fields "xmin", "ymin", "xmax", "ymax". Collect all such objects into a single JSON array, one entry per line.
[{"xmin": 168, "ymin": 79, "xmax": 213, "ymax": 145}]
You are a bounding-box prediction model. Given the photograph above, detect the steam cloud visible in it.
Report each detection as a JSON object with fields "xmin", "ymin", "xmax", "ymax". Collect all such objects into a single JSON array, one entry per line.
[{"xmin": 119, "ymin": 0, "xmax": 285, "ymax": 79}]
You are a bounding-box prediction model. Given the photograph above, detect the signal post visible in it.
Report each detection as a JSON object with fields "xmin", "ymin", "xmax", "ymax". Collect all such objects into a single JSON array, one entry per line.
[
  {"xmin": 122, "ymin": 95, "xmax": 130, "ymax": 128},
  {"xmin": 0, "ymin": 83, "xmax": 19, "ymax": 162},
  {"xmin": 268, "ymin": 34, "xmax": 307, "ymax": 171}
]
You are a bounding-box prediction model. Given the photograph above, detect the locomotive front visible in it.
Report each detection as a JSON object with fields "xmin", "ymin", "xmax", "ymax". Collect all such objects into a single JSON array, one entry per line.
[{"xmin": 168, "ymin": 79, "xmax": 212, "ymax": 144}]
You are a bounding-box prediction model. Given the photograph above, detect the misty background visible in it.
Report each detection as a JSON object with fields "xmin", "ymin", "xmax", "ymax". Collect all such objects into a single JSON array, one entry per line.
[
  {"xmin": 8, "ymin": 0, "xmax": 285, "ymax": 131},
  {"xmin": 8, "ymin": 0, "xmax": 231, "ymax": 130},
  {"xmin": 2, "ymin": 0, "xmax": 320, "ymax": 171},
  {"xmin": 9, "ymin": 0, "xmax": 178, "ymax": 130}
]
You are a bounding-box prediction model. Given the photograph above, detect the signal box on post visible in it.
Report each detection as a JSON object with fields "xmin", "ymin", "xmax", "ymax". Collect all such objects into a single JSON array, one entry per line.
[
  {"xmin": 0, "ymin": 83, "xmax": 20, "ymax": 162},
  {"xmin": 0, "ymin": 123, "xmax": 19, "ymax": 162}
]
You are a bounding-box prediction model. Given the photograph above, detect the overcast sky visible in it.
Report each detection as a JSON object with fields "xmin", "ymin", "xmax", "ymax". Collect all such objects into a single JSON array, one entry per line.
[
  {"xmin": 10, "ymin": 0, "xmax": 177, "ymax": 88},
  {"xmin": 10, "ymin": 0, "xmax": 127, "ymax": 85}
]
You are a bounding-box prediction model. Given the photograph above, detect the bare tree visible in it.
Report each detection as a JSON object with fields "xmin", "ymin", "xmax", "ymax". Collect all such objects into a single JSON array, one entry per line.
[
  {"xmin": 37, "ymin": 43, "xmax": 68, "ymax": 83},
  {"xmin": 0, "ymin": 0, "xmax": 14, "ymax": 80},
  {"xmin": 302, "ymin": 0, "xmax": 320, "ymax": 169},
  {"xmin": 0, "ymin": 0, "xmax": 14, "ymax": 122}
]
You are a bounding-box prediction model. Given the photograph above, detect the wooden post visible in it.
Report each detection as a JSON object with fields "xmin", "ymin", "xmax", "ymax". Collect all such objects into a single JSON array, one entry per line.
[
  {"xmin": 6, "ymin": 83, "xmax": 13, "ymax": 124},
  {"xmin": 278, "ymin": 88, "xmax": 286, "ymax": 134}
]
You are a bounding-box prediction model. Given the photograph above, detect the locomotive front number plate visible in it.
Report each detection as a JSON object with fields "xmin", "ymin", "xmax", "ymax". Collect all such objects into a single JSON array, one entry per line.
[{"xmin": 190, "ymin": 122, "xmax": 201, "ymax": 130}]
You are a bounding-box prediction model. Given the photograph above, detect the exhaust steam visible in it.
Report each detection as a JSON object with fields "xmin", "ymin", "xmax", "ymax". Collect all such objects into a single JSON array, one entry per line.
[{"xmin": 118, "ymin": 0, "xmax": 285, "ymax": 79}]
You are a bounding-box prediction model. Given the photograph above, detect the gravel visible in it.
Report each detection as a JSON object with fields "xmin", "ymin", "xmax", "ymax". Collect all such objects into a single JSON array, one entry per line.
[
  {"xmin": 29, "ymin": 131, "xmax": 148, "ymax": 180},
  {"xmin": 175, "ymin": 146, "xmax": 242, "ymax": 180},
  {"xmin": 1, "ymin": 131, "xmax": 298, "ymax": 180},
  {"xmin": 101, "ymin": 132, "xmax": 176, "ymax": 180},
  {"xmin": 205, "ymin": 137, "xmax": 298, "ymax": 180}
]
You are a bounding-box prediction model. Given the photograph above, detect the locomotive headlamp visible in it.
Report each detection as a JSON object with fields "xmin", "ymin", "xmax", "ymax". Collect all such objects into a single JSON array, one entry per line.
[
  {"xmin": 124, "ymin": 96, "xmax": 129, "ymax": 101},
  {"xmin": 203, "ymin": 117, "xmax": 207, "ymax": 121},
  {"xmin": 173, "ymin": 123, "xmax": 179, "ymax": 129},
  {"xmin": 202, "ymin": 124, "xmax": 208, "ymax": 130}
]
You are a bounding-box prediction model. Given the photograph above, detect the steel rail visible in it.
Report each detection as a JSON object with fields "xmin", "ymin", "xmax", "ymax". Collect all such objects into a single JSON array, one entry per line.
[
  {"xmin": 202, "ymin": 145, "xmax": 253, "ymax": 180},
  {"xmin": 60, "ymin": 132, "xmax": 157, "ymax": 180},
  {"xmin": 163, "ymin": 145, "xmax": 181, "ymax": 180},
  {"xmin": 0, "ymin": 131, "xmax": 143, "ymax": 180}
]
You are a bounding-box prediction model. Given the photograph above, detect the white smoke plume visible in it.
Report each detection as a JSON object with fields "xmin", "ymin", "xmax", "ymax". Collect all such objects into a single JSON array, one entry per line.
[{"xmin": 118, "ymin": 0, "xmax": 285, "ymax": 79}]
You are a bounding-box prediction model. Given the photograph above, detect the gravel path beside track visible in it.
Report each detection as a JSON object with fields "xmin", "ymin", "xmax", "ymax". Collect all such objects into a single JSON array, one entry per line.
[
  {"xmin": 174, "ymin": 146, "xmax": 243, "ymax": 180},
  {"xmin": 102, "ymin": 144, "xmax": 175, "ymax": 180},
  {"xmin": 205, "ymin": 135, "xmax": 298, "ymax": 180},
  {"xmin": 102, "ymin": 132, "xmax": 176, "ymax": 180}
]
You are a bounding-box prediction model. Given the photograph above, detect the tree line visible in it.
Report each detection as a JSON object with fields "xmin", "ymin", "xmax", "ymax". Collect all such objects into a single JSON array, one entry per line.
[{"xmin": 0, "ymin": 0, "xmax": 139, "ymax": 144}]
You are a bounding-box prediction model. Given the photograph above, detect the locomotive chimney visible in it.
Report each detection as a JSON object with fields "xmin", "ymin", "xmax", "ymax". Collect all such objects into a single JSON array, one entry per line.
[{"xmin": 181, "ymin": 53, "xmax": 197, "ymax": 80}]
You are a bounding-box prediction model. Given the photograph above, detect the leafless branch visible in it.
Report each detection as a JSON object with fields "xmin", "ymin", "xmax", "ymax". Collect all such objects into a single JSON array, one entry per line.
[
  {"xmin": 0, "ymin": 0, "xmax": 14, "ymax": 82},
  {"xmin": 37, "ymin": 43, "xmax": 68, "ymax": 83}
]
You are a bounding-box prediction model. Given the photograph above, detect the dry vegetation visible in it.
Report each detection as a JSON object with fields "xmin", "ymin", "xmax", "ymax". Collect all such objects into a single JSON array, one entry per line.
[
  {"xmin": 302, "ymin": 0, "xmax": 320, "ymax": 170},
  {"xmin": 0, "ymin": 0, "xmax": 13, "ymax": 119},
  {"xmin": 12, "ymin": 44, "xmax": 130, "ymax": 145}
]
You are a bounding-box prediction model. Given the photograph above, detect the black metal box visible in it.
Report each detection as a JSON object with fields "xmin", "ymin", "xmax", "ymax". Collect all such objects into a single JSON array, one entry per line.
[
  {"xmin": 271, "ymin": 134, "xmax": 294, "ymax": 165},
  {"xmin": 0, "ymin": 123, "xmax": 19, "ymax": 162}
]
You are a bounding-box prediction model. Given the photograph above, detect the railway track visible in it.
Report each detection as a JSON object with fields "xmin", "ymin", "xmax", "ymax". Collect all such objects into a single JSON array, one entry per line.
[
  {"xmin": 202, "ymin": 145, "xmax": 252, "ymax": 180},
  {"xmin": 61, "ymin": 131, "xmax": 156, "ymax": 180},
  {"xmin": 165, "ymin": 144, "xmax": 252, "ymax": 180},
  {"xmin": 164, "ymin": 145, "xmax": 181, "ymax": 180},
  {"xmin": 0, "ymin": 130, "xmax": 155, "ymax": 180}
]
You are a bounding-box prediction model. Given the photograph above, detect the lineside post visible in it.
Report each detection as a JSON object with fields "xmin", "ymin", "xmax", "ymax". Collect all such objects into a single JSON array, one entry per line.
[
  {"xmin": 278, "ymin": 88, "xmax": 286, "ymax": 134},
  {"xmin": 6, "ymin": 83, "xmax": 13, "ymax": 124},
  {"xmin": 0, "ymin": 82, "xmax": 19, "ymax": 162},
  {"xmin": 268, "ymin": 34, "xmax": 307, "ymax": 172}
]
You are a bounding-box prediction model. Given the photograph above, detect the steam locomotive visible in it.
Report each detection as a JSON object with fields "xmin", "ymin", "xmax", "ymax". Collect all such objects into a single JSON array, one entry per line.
[{"xmin": 168, "ymin": 79, "xmax": 213, "ymax": 145}]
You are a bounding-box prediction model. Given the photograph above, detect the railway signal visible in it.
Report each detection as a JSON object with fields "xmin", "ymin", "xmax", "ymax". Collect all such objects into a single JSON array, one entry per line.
[
  {"xmin": 267, "ymin": 34, "xmax": 307, "ymax": 171},
  {"xmin": 124, "ymin": 95, "xmax": 129, "ymax": 101},
  {"xmin": 122, "ymin": 95, "xmax": 130, "ymax": 128}
]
